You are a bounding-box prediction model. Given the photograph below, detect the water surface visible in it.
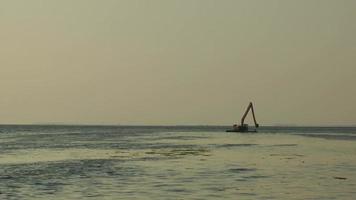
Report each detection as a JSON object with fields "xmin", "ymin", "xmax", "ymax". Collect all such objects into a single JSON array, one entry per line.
[{"xmin": 0, "ymin": 125, "xmax": 355, "ymax": 199}]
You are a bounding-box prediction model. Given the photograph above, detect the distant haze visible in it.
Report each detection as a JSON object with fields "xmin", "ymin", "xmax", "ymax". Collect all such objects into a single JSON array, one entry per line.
[{"xmin": 0, "ymin": 0, "xmax": 355, "ymax": 126}]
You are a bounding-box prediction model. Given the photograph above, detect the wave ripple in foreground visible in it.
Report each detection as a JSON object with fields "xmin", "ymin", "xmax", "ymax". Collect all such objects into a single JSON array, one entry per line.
[{"xmin": 0, "ymin": 125, "xmax": 356, "ymax": 200}]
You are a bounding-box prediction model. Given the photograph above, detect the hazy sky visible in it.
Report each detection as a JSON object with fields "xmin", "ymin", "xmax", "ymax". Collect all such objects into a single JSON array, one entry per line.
[{"xmin": 0, "ymin": 0, "xmax": 355, "ymax": 125}]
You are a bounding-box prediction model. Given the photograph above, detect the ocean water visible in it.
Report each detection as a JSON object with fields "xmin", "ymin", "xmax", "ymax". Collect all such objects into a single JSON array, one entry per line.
[{"xmin": 0, "ymin": 125, "xmax": 355, "ymax": 200}]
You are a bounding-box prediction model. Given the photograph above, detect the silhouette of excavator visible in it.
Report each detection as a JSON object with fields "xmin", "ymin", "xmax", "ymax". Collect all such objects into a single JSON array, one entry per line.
[{"xmin": 226, "ymin": 102, "xmax": 259, "ymax": 132}]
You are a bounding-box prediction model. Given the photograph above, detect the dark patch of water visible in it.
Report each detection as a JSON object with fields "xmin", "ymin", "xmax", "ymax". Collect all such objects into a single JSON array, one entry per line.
[
  {"xmin": 215, "ymin": 144, "xmax": 258, "ymax": 148},
  {"xmin": 228, "ymin": 168, "xmax": 257, "ymax": 173}
]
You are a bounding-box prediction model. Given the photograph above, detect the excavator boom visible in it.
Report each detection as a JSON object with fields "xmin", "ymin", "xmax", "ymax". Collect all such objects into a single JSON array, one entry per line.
[{"xmin": 240, "ymin": 102, "xmax": 259, "ymax": 128}]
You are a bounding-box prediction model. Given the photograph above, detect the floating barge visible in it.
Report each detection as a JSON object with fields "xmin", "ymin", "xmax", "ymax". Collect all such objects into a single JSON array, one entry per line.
[{"xmin": 226, "ymin": 102, "xmax": 259, "ymax": 133}]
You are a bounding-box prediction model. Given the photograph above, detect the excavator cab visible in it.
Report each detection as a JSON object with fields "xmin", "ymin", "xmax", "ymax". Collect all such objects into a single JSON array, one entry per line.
[{"xmin": 227, "ymin": 102, "xmax": 259, "ymax": 133}]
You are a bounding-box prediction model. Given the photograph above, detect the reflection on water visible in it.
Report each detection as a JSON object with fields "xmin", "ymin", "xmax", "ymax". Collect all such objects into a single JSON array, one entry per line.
[{"xmin": 0, "ymin": 126, "xmax": 356, "ymax": 199}]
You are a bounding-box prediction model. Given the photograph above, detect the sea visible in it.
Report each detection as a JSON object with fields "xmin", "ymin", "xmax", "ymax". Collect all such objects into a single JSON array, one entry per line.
[{"xmin": 0, "ymin": 125, "xmax": 355, "ymax": 200}]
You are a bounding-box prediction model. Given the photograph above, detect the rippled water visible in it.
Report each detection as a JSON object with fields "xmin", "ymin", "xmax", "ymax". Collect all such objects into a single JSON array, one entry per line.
[{"xmin": 0, "ymin": 125, "xmax": 356, "ymax": 199}]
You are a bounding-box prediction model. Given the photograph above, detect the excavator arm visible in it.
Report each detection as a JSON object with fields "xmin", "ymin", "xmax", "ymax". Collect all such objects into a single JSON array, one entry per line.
[{"xmin": 240, "ymin": 102, "xmax": 259, "ymax": 128}]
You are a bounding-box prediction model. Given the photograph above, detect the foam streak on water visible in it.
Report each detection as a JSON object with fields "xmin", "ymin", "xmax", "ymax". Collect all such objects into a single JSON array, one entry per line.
[{"xmin": 0, "ymin": 125, "xmax": 356, "ymax": 199}]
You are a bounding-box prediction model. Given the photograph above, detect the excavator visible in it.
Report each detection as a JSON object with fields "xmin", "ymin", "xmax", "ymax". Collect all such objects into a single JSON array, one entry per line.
[{"xmin": 226, "ymin": 102, "xmax": 259, "ymax": 132}]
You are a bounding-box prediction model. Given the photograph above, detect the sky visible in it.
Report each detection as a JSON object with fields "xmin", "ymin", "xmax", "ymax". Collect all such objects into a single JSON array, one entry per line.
[{"xmin": 0, "ymin": 0, "xmax": 355, "ymax": 126}]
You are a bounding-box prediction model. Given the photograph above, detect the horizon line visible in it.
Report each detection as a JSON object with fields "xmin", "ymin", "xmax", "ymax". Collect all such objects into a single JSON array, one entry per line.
[{"xmin": 0, "ymin": 123, "xmax": 356, "ymax": 128}]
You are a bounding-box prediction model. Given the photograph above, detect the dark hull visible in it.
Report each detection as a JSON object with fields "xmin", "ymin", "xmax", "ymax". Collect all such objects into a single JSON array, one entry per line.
[{"xmin": 226, "ymin": 130, "xmax": 257, "ymax": 133}]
